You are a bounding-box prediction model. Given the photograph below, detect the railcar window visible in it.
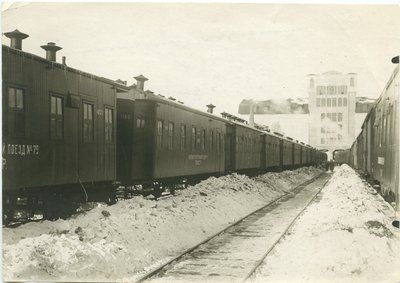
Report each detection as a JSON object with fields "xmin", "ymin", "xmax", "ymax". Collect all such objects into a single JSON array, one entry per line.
[
  {"xmin": 216, "ymin": 132, "xmax": 220, "ymax": 153},
  {"xmin": 210, "ymin": 130, "xmax": 214, "ymax": 152},
  {"xmin": 180, "ymin": 125, "xmax": 186, "ymax": 151},
  {"xmin": 168, "ymin": 122, "xmax": 174, "ymax": 150},
  {"xmin": 50, "ymin": 95, "xmax": 63, "ymax": 139},
  {"xmin": 191, "ymin": 127, "xmax": 196, "ymax": 150},
  {"xmin": 105, "ymin": 108, "xmax": 114, "ymax": 142},
  {"xmin": 7, "ymin": 87, "xmax": 25, "ymax": 136},
  {"xmin": 83, "ymin": 103, "xmax": 94, "ymax": 142},
  {"xmin": 201, "ymin": 130, "xmax": 206, "ymax": 151},
  {"xmin": 157, "ymin": 120, "xmax": 163, "ymax": 149},
  {"xmin": 136, "ymin": 118, "xmax": 145, "ymax": 128}
]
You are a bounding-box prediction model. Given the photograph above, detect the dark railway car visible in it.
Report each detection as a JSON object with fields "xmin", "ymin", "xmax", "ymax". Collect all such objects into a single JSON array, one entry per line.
[
  {"xmin": 117, "ymin": 93, "xmax": 227, "ymax": 192},
  {"xmin": 282, "ymin": 138, "xmax": 294, "ymax": 168},
  {"xmin": 293, "ymin": 141, "xmax": 301, "ymax": 167},
  {"xmin": 232, "ymin": 123, "xmax": 263, "ymax": 173},
  {"xmin": 2, "ymin": 33, "xmax": 128, "ymax": 220},
  {"xmin": 333, "ymin": 149, "xmax": 350, "ymax": 165},
  {"xmin": 349, "ymin": 58, "xmax": 399, "ymax": 209},
  {"xmin": 263, "ymin": 133, "xmax": 281, "ymax": 170},
  {"xmin": 368, "ymin": 63, "xmax": 399, "ymax": 204}
]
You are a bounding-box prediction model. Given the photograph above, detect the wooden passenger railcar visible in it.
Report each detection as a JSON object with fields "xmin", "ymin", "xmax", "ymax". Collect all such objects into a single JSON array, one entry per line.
[
  {"xmin": 349, "ymin": 63, "xmax": 399, "ymax": 209},
  {"xmin": 282, "ymin": 138, "xmax": 293, "ymax": 168},
  {"xmin": 2, "ymin": 44, "xmax": 127, "ymax": 217},
  {"xmin": 263, "ymin": 133, "xmax": 281, "ymax": 170},
  {"xmin": 293, "ymin": 142, "xmax": 301, "ymax": 167},
  {"xmin": 117, "ymin": 94, "xmax": 227, "ymax": 187},
  {"xmin": 231, "ymin": 123, "xmax": 263, "ymax": 172}
]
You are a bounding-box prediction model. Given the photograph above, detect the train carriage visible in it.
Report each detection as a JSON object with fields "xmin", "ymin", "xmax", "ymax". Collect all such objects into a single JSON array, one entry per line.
[
  {"xmin": 117, "ymin": 94, "xmax": 227, "ymax": 189},
  {"xmin": 282, "ymin": 138, "xmax": 293, "ymax": 168},
  {"xmin": 263, "ymin": 133, "xmax": 281, "ymax": 170},
  {"xmin": 231, "ymin": 123, "xmax": 263, "ymax": 172},
  {"xmin": 2, "ymin": 40, "xmax": 126, "ymax": 219},
  {"xmin": 293, "ymin": 142, "xmax": 301, "ymax": 167}
]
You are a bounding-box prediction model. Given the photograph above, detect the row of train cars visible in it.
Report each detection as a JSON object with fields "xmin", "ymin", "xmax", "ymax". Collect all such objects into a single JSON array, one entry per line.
[
  {"xmin": 2, "ymin": 30, "xmax": 326, "ymax": 222},
  {"xmin": 334, "ymin": 56, "xmax": 399, "ymax": 211}
]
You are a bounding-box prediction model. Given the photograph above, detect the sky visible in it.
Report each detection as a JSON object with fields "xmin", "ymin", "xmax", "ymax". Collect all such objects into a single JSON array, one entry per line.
[{"xmin": 2, "ymin": 3, "xmax": 400, "ymax": 115}]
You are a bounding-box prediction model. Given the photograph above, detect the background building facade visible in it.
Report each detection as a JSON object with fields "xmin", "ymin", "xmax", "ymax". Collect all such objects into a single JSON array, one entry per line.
[{"xmin": 308, "ymin": 71, "xmax": 357, "ymax": 155}]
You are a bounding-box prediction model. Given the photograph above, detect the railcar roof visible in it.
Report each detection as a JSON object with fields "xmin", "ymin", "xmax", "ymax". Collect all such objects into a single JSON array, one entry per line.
[{"xmin": 2, "ymin": 45, "xmax": 130, "ymax": 92}]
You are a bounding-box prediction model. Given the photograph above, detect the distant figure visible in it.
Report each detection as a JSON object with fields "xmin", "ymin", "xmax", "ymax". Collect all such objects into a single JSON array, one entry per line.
[{"xmin": 325, "ymin": 152, "xmax": 334, "ymax": 172}]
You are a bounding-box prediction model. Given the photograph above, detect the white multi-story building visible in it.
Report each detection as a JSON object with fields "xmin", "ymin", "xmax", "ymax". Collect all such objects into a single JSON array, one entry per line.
[{"xmin": 308, "ymin": 71, "xmax": 357, "ymax": 155}]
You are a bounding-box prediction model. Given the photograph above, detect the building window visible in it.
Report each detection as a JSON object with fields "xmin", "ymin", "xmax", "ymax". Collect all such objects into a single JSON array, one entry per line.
[
  {"xmin": 321, "ymin": 113, "xmax": 326, "ymax": 121},
  {"xmin": 51, "ymin": 95, "xmax": 63, "ymax": 139},
  {"xmin": 327, "ymin": 113, "xmax": 332, "ymax": 120},
  {"xmin": 321, "ymin": 138, "xmax": 325, "ymax": 144},
  {"xmin": 338, "ymin": 134, "xmax": 342, "ymax": 141},
  {"xmin": 350, "ymin": 77, "xmax": 354, "ymax": 86},
  {"xmin": 310, "ymin": 78, "xmax": 314, "ymax": 88},
  {"xmin": 180, "ymin": 125, "xmax": 186, "ymax": 151},
  {"xmin": 338, "ymin": 113, "xmax": 343, "ymax": 122},
  {"xmin": 338, "ymin": 85, "xmax": 347, "ymax": 94},
  {"xmin": 343, "ymin": 97, "xmax": 347, "ymax": 106},
  {"xmin": 321, "ymin": 127, "xmax": 325, "ymax": 133},
  {"xmin": 327, "ymin": 98, "xmax": 332, "ymax": 107},
  {"xmin": 83, "ymin": 102, "xmax": 94, "ymax": 142},
  {"xmin": 332, "ymin": 113, "xmax": 337, "ymax": 122},
  {"xmin": 332, "ymin": 98, "xmax": 337, "ymax": 107},
  {"xmin": 338, "ymin": 98, "xmax": 342, "ymax": 107},
  {"xmin": 327, "ymin": 86, "xmax": 336, "ymax": 95},
  {"xmin": 316, "ymin": 98, "xmax": 321, "ymax": 107},
  {"xmin": 321, "ymin": 98, "xmax": 326, "ymax": 107},
  {"xmin": 191, "ymin": 127, "xmax": 196, "ymax": 150},
  {"xmin": 105, "ymin": 108, "xmax": 114, "ymax": 142},
  {"xmin": 317, "ymin": 86, "xmax": 325, "ymax": 95},
  {"xmin": 7, "ymin": 87, "xmax": 25, "ymax": 137},
  {"xmin": 157, "ymin": 120, "xmax": 163, "ymax": 149}
]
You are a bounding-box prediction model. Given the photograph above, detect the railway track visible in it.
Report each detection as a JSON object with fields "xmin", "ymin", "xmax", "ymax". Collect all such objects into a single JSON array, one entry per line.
[{"xmin": 135, "ymin": 172, "xmax": 332, "ymax": 283}]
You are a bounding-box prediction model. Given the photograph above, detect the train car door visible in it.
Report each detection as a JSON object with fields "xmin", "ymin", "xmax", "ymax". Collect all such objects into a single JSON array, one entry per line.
[
  {"xmin": 224, "ymin": 124, "xmax": 235, "ymax": 172},
  {"xmin": 132, "ymin": 100, "xmax": 155, "ymax": 182}
]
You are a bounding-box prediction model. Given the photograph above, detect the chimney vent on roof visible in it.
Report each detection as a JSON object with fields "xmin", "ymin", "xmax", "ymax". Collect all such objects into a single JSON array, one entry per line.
[
  {"xmin": 4, "ymin": 29, "xmax": 29, "ymax": 50},
  {"xmin": 206, "ymin": 104, "xmax": 216, "ymax": 114},
  {"xmin": 134, "ymin": 74, "xmax": 148, "ymax": 91},
  {"xmin": 41, "ymin": 42, "xmax": 62, "ymax": 62}
]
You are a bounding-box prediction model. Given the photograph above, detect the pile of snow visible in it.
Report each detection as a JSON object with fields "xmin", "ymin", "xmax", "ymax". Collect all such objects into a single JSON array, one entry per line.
[
  {"xmin": 254, "ymin": 164, "xmax": 400, "ymax": 283},
  {"xmin": 3, "ymin": 167, "xmax": 322, "ymax": 282}
]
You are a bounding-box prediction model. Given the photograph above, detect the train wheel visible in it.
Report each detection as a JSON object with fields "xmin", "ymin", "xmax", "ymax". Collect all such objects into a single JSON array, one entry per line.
[
  {"xmin": 152, "ymin": 184, "xmax": 162, "ymax": 200},
  {"xmin": 3, "ymin": 194, "xmax": 17, "ymax": 224}
]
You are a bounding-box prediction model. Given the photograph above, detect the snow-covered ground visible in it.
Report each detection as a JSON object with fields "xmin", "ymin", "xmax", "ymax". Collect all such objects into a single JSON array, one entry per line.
[
  {"xmin": 2, "ymin": 167, "xmax": 322, "ymax": 282},
  {"xmin": 253, "ymin": 164, "xmax": 400, "ymax": 283}
]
